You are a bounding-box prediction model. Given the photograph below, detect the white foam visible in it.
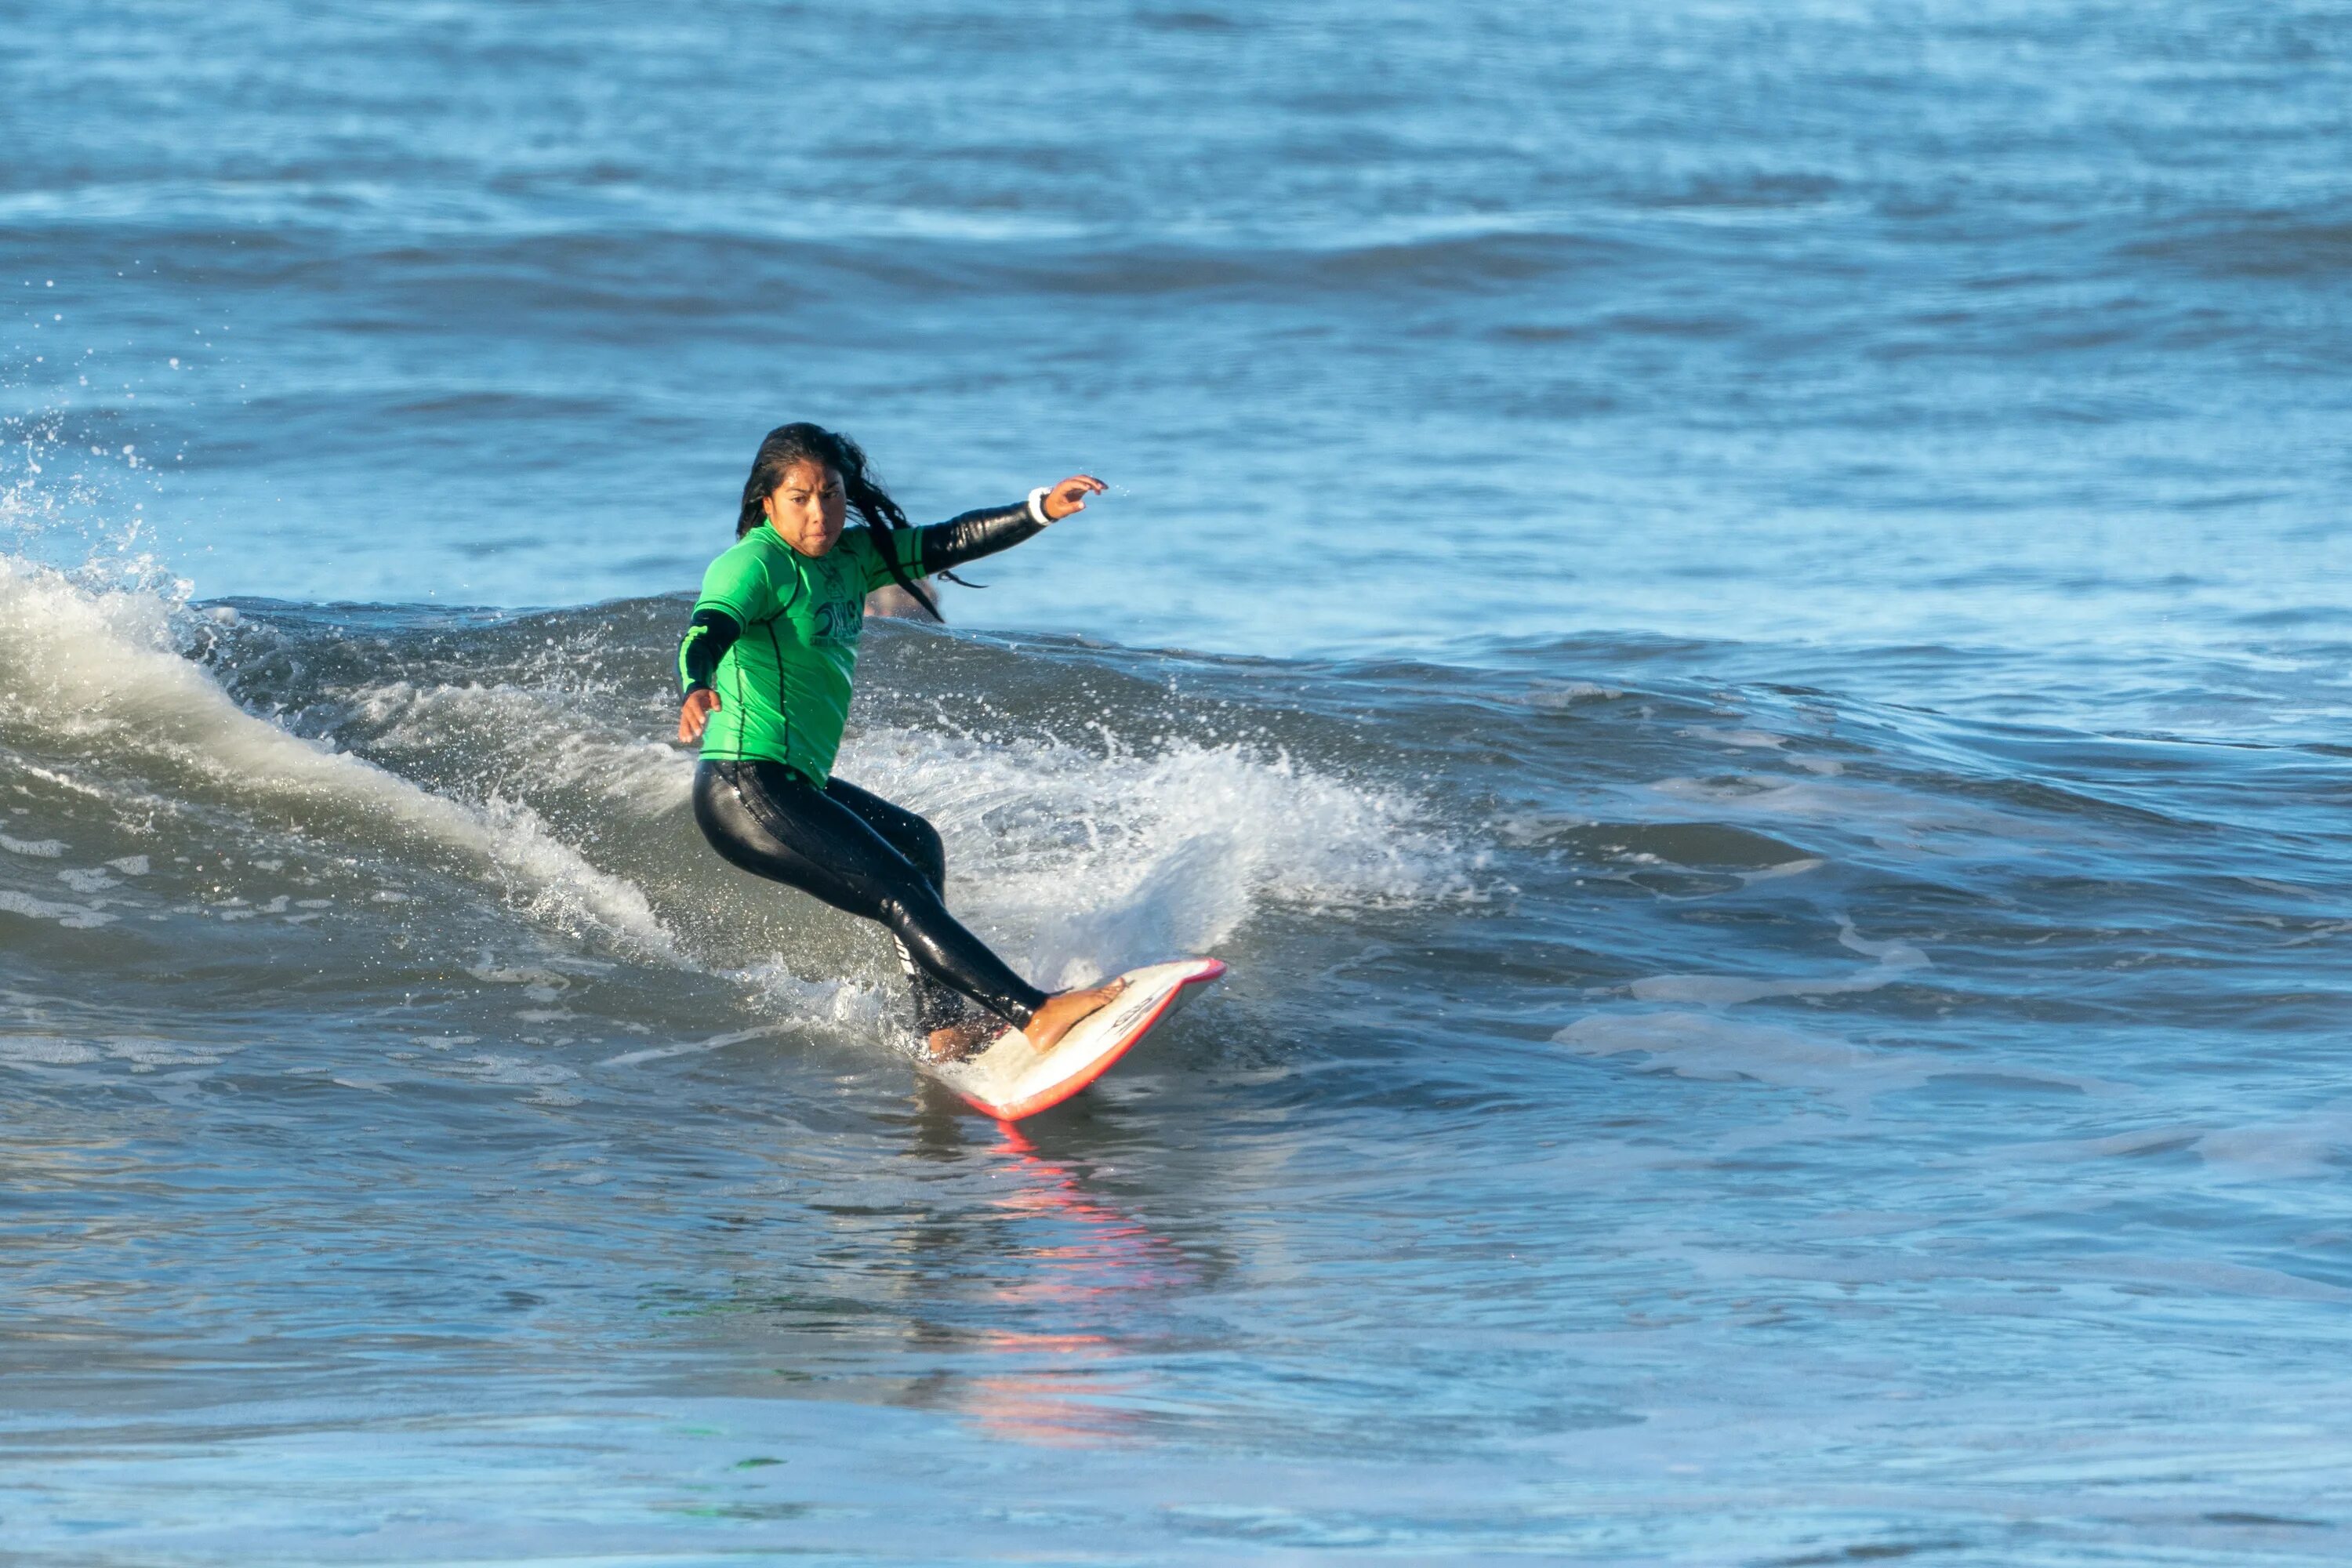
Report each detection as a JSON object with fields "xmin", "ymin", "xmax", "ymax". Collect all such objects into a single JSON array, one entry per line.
[
  {"xmin": 601, "ymin": 1022, "xmax": 795, "ymax": 1068},
  {"xmin": 1649, "ymin": 771, "xmax": 2078, "ymax": 850},
  {"xmin": 431, "ymin": 1053, "xmax": 579, "ymax": 1087},
  {"xmin": 2194, "ymin": 1112, "xmax": 2352, "ymax": 1181},
  {"xmin": 2011, "ymin": 1109, "xmax": 2352, "ymax": 1183},
  {"xmin": 353, "ymin": 679, "xmax": 691, "ymax": 817},
  {"xmin": 102, "ymin": 1036, "xmax": 229, "ymax": 1072},
  {"xmin": 464, "ymin": 961, "xmax": 572, "ymax": 1004},
  {"xmin": 0, "ymin": 550, "xmax": 1466, "ymax": 1040},
  {"xmin": 351, "ymin": 667, "xmax": 1465, "ymax": 993},
  {"xmin": 838, "ymin": 722, "xmax": 1467, "ymax": 988},
  {"xmin": 0, "ymin": 1036, "xmax": 103, "ymax": 1066},
  {"xmin": 0, "ymin": 889, "xmax": 114, "ymax": 928},
  {"xmin": 1628, "ymin": 917, "xmax": 1927, "ymax": 1005},
  {"xmin": 1734, "ymin": 857, "xmax": 1826, "ymax": 886},
  {"xmin": 0, "ymin": 557, "xmax": 682, "ymax": 961},
  {"xmin": 1553, "ymin": 1007, "xmax": 2117, "ymax": 1118},
  {"xmin": 1, "ymin": 834, "xmax": 67, "ymax": 857},
  {"xmin": 1524, "ymin": 681, "xmax": 1623, "ymax": 710},
  {"xmin": 732, "ymin": 960, "xmax": 897, "ymax": 1044},
  {"xmin": 1554, "ymin": 1011, "xmax": 1940, "ymax": 1113}
]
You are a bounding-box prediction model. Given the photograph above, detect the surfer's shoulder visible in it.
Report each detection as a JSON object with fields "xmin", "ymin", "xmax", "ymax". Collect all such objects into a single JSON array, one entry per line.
[
  {"xmin": 704, "ymin": 528, "xmax": 772, "ymax": 574},
  {"xmin": 698, "ymin": 528, "xmax": 804, "ymax": 619}
]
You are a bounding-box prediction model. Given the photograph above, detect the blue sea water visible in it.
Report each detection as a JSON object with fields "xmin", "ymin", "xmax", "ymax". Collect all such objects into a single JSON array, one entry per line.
[{"xmin": 6, "ymin": 2, "xmax": 2352, "ymax": 1563}]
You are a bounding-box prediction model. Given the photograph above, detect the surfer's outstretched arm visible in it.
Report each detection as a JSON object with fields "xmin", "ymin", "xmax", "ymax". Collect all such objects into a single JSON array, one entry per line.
[{"xmin": 915, "ymin": 474, "xmax": 1106, "ymax": 574}]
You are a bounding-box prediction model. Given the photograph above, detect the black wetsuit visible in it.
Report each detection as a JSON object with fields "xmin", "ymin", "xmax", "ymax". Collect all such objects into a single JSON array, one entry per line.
[
  {"xmin": 681, "ymin": 499, "xmax": 1051, "ymax": 1031},
  {"xmin": 691, "ymin": 762, "xmax": 1046, "ymax": 1030}
]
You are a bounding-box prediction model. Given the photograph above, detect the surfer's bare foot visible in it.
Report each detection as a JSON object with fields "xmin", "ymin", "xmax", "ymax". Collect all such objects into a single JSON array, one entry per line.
[
  {"xmin": 924, "ymin": 1018, "xmax": 998, "ymax": 1064},
  {"xmin": 1022, "ymin": 979, "xmax": 1127, "ymax": 1054}
]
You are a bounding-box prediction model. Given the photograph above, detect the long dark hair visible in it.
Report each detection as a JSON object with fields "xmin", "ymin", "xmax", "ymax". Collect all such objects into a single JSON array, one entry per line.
[{"xmin": 735, "ymin": 422, "xmax": 955, "ymax": 622}]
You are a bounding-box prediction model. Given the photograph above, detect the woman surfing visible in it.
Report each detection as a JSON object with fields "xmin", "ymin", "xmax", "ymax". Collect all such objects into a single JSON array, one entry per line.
[{"xmin": 677, "ymin": 422, "xmax": 1127, "ymax": 1062}]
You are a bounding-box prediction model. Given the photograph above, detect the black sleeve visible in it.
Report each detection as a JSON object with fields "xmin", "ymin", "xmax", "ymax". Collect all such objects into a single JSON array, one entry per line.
[
  {"xmin": 915, "ymin": 503, "xmax": 1045, "ymax": 576},
  {"xmin": 677, "ymin": 608, "xmax": 742, "ymax": 697}
]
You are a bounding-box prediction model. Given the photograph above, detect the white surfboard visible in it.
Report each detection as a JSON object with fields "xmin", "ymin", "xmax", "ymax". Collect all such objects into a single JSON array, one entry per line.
[{"xmin": 913, "ymin": 957, "xmax": 1225, "ymax": 1121}]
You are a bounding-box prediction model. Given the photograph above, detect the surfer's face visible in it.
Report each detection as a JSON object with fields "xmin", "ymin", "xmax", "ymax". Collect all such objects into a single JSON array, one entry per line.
[{"xmin": 762, "ymin": 460, "xmax": 847, "ymax": 557}]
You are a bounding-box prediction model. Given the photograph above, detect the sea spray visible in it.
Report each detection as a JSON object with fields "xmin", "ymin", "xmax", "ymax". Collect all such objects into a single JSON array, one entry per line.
[{"xmin": 0, "ymin": 556, "xmax": 682, "ymax": 960}]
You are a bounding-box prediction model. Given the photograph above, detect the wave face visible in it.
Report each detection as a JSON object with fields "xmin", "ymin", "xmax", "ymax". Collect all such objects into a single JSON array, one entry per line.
[
  {"xmin": 8, "ymin": 560, "xmax": 2352, "ymax": 1559},
  {"xmin": 0, "ymin": 560, "xmax": 1458, "ymax": 1044}
]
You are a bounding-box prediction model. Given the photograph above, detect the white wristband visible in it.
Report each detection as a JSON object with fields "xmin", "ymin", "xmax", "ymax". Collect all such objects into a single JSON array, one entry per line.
[{"xmin": 1026, "ymin": 486, "xmax": 1054, "ymax": 526}]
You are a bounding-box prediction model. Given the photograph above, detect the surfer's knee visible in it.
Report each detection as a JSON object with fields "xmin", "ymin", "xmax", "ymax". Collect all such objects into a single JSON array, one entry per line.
[
  {"xmin": 875, "ymin": 888, "xmax": 944, "ymax": 946},
  {"xmin": 902, "ymin": 816, "xmax": 946, "ymax": 886},
  {"xmin": 860, "ymin": 792, "xmax": 943, "ymax": 883}
]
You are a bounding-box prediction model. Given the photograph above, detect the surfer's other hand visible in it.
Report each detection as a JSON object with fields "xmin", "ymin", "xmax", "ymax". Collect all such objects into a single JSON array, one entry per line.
[
  {"xmin": 677, "ymin": 688, "xmax": 721, "ymax": 743},
  {"xmin": 1041, "ymin": 474, "xmax": 1106, "ymax": 521},
  {"xmin": 1022, "ymin": 977, "xmax": 1127, "ymax": 1054}
]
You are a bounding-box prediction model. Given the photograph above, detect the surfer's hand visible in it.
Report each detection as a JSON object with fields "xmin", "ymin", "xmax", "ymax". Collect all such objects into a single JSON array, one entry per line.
[
  {"xmin": 677, "ymin": 688, "xmax": 720, "ymax": 743},
  {"xmin": 1041, "ymin": 474, "xmax": 1105, "ymax": 521}
]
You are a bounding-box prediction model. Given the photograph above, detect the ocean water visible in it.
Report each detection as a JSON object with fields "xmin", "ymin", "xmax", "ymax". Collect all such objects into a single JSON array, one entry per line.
[{"xmin": 7, "ymin": 2, "xmax": 2352, "ymax": 1563}]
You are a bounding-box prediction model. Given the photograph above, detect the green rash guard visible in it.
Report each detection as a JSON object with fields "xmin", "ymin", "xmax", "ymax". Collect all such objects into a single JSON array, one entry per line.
[{"xmin": 683, "ymin": 524, "xmax": 929, "ymax": 783}]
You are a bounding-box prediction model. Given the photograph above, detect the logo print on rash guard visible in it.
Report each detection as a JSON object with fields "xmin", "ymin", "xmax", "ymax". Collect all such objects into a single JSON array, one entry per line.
[{"xmin": 811, "ymin": 597, "xmax": 862, "ymax": 642}]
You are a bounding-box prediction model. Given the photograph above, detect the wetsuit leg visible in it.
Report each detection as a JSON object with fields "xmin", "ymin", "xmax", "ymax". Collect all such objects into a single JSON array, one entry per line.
[
  {"xmin": 819, "ymin": 777, "xmax": 975, "ymax": 1035},
  {"xmin": 692, "ymin": 760, "xmax": 1047, "ymax": 1028}
]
